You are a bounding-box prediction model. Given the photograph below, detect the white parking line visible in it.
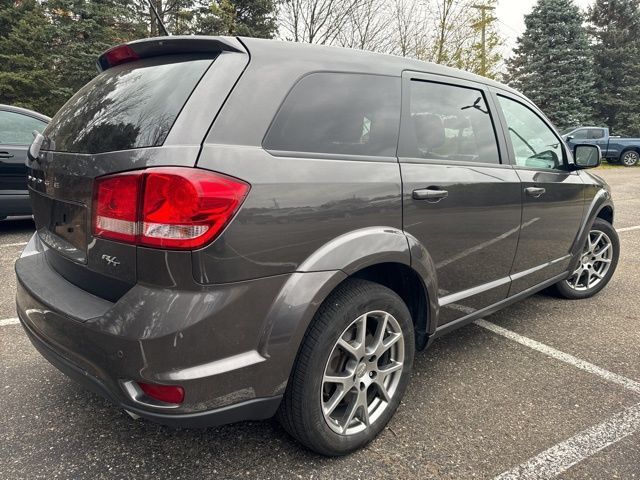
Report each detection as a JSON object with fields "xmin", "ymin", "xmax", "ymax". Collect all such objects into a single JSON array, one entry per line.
[
  {"xmin": 0, "ymin": 241, "xmax": 27, "ymax": 248},
  {"xmin": 617, "ymin": 225, "xmax": 640, "ymax": 233},
  {"xmin": 494, "ymin": 403, "xmax": 640, "ymax": 480},
  {"xmin": 0, "ymin": 317, "xmax": 19, "ymax": 326},
  {"xmin": 474, "ymin": 319, "xmax": 640, "ymax": 478},
  {"xmin": 475, "ymin": 320, "xmax": 640, "ymax": 394}
]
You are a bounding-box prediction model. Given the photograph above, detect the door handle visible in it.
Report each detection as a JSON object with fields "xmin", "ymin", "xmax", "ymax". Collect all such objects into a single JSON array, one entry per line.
[
  {"xmin": 413, "ymin": 187, "xmax": 449, "ymax": 202},
  {"xmin": 525, "ymin": 186, "xmax": 546, "ymax": 198},
  {"xmin": 0, "ymin": 152, "xmax": 14, "ymax": 159}
]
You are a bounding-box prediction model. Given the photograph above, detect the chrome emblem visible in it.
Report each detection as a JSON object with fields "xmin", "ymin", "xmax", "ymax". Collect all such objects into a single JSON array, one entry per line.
[
  {"xmin": 101, "ymin": 254, "xmax": 121, "ymax": 267},
  {"xmin": 28, "ymin": 174, "xmax": 60, "ymax": 189}
]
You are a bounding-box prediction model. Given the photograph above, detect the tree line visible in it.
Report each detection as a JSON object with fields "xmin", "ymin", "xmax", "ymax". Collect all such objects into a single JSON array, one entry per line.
[
  {"xmin": 0, "ymin": 0, "xmax": 501, "ymax": 117},
  {"xmin": 1, "ymin": 0, "xmax": 639, "ymax": 137},
  {"xmin": 507, "ymin": 0, "xmax": 640, "ymax": 136}
]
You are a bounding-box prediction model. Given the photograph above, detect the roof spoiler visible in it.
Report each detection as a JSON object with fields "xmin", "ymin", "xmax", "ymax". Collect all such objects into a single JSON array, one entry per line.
[{"xmin": 96, "ymin": 36, "xmax": 246, "ymax": 72}]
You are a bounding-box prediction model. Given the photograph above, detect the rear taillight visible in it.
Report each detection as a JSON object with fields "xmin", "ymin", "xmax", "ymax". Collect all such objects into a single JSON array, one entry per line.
[
  {"xmin": 93, "ymin": 172, "xmax": 142, "ymax": 243},
  {"xmin": 93, "ymin": 168, "xmax": 249, "ymax": 250}
]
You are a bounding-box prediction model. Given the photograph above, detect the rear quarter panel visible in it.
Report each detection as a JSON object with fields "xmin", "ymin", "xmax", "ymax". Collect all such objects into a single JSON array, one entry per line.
[{"xmin": 193, "ymin": 146, "xmax": 402, "ymax": 283}]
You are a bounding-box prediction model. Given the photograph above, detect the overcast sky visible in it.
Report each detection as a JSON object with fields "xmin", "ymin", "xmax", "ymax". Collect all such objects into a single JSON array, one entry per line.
[{"xmin": 496, "ymin": 0, "xmax": 595, "ymax": 58}]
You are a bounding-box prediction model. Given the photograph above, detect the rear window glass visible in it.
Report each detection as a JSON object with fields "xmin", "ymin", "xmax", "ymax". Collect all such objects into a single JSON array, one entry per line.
[
  {"xmin": 43, "ymin": 55, "xmax": 214, "ymax": 154},
  {"xmin": 264, "ymin": 73, "xmax": 401, "ymax": 157}
]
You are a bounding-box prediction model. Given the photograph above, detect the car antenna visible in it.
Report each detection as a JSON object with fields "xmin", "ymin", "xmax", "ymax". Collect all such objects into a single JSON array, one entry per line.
[{"xmin": 147, "ymin": 0, "xmax": 171, "ymax": 36}]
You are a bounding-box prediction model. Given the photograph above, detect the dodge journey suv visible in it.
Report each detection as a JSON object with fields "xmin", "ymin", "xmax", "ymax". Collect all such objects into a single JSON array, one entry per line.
[{"xmin": 16, "ymin": 36, "xmax": 618, "ymax": 456}]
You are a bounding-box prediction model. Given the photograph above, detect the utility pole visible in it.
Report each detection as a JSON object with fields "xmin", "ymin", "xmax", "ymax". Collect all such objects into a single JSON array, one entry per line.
[{"xmin": 472, "ymin": 4, "xmax": 496, "ymax": 77}]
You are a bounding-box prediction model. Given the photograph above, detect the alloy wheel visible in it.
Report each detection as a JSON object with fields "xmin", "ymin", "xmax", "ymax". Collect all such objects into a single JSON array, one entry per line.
[
  {"xmin": 321, "ymin": 310, "xmax": 405, "ymax": 435},
  {"xmin": 622, "ymin": 151, "xmax": 639, "ymax": 167},
  {"xmin": 565, "ymin": 229, "xmax": 613, "ymax": 291}
]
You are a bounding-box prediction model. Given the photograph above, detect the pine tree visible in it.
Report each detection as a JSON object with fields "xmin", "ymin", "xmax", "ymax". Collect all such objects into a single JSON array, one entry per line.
[
  {"xmin": 0, "ymin": 1, "xmax": 56, "ymax": 114},
  {"xmin": 506, "ymin": 0, "xmax": 596, "ymax": 130},
  {"xmin": 589, "ymin": 0, "xmax": 640, "ymax": 136},
  {"xmin": 0, "ymin": 0, "xmax": 18, "ymax": 39},
  {"xmin": 195, "ymin": 0, "xmax": 277, "ymax": 38},
  {"xmin": 46, "ymin": 0, "xmax": 146, "ymax": 111},
  {"xmin": 145, "ymin": 0, "xmax": 197, "ymax": 36}
]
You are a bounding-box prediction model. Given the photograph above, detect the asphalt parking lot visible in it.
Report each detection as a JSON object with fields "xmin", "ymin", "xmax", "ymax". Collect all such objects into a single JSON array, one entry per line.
[{"xmin": 1, "ymin": 166, "xmax": 639, "ymax": 479}]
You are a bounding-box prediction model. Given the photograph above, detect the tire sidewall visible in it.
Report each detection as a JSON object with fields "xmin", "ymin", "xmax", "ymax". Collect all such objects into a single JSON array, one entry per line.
[{"xmin": 301, "ymin": 284, "xmax": 415, "ymax": 455}]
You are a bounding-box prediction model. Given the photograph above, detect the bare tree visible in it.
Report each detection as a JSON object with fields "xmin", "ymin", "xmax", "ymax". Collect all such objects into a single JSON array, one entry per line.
[
  {"xmin": 276, "ymin": 0, "xmax": 502, "ymax": 76},
  {"xmin": 430, "ymin": 0, "xmax": 477, "ymax": 66},
  {"xmin": 279, "ymin": 0, "xmax": 364, "ymax": 44},
  {"xmin": 336, "ymin": 0, "xmax": 391, "ymax": 52},
  {"xmin": 388, "ymin": 0, "xmax": 430, "ymax": 59}
]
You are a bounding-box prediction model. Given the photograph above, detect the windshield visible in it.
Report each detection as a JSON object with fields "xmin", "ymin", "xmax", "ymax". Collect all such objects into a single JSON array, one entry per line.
[{"xmin": 43, "ymin": 54, "xmax": 214, "ymax": 154}]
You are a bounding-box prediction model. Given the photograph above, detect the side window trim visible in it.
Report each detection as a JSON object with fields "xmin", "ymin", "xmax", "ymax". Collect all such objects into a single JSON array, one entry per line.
[
  {"xmin": 490, "ymin": 88, "xmax": 574, "ymax": 173},
  {"xmin": 399, "ymin": 71, "xmax": 508, "ymax": 167}
]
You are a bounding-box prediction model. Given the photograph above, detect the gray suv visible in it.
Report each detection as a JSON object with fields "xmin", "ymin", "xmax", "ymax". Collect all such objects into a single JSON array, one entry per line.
[{"xmin": 15, "ymin": 36, "xmax": 619, "ymax": 456}]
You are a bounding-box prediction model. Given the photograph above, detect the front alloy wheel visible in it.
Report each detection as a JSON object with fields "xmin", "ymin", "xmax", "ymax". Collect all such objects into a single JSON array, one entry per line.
[
  {"xmin": 565, "ymin": 229, "xmax": 613, "ymax": 291},
  {"xmin": 551, "ymin": 217, "xmax": 619, "ymax": 299},
  {"xmin": 278, "ymin": 279, "xmax": 414, "ymax": 456}
]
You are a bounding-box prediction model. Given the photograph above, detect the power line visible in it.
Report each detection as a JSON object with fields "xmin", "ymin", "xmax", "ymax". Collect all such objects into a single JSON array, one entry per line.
[{"xmin": 496, "ymin": 18, "xmax": 520, "ymax": 36}]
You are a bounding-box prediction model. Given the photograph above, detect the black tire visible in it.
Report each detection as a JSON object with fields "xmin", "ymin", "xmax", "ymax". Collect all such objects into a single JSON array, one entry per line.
[
  {"xmin": 551, "ymin": 218, "xmax": 619, "ymax": 299},
  {"xmin": 277, "ymin": 278, "xmax": 415, "ymax": 456},
  {"xmin": 620, "ymin": 150, "xmax": 639, "ymax": 167}
]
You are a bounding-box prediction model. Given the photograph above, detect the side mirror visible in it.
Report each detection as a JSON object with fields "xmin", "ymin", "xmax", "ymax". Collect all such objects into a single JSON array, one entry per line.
[
  {"xmin": 566, "ymin": 136, "xmax": 574, "ymax": 142},
  {"xmin": 573, "ymin": 144, "xmax": 601, "ymax": 169}
]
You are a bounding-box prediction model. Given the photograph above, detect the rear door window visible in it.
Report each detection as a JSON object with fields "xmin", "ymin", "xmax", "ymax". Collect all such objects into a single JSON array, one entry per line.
[
  {"xmin": 43, "ymin": 55, "xmax": 215, "ymax": 154},
  {"xmin": 588, "ymin": 128, "xmax": 605, "ymax": 139},
  {"xmin": 399, "ymin": 80, "xmax": 501, "ymax": 164},
  {"xmin": 0, "ymin": 111, "xmax": 47, "ymax": 145},
  {"xmin": 263, "ymin": 73, "xmax": 401, "ymax": 157}
]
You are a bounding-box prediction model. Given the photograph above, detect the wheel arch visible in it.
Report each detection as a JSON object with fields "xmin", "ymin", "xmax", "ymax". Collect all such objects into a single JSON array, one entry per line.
[
  {"xmin": 569, "ymin": 189, "xmax": 614, "ymax": 272},
  {"xmin": 293, "ymin": 226, "xmax": 438, "ymax": 347},
  {"xmin": 257, "ymin": 228, "xmax": 438, "ymax": 395},
  {"xmin": 596, "ymin": 204, "xmax": 614, "ymax": 225},
  {"xmin": 350, "ymin": 262, "xmax": 431, "ymax": 350},
  {"xmin": 620, "ymin": 146, "xmax": 640, "ymax": 156}
]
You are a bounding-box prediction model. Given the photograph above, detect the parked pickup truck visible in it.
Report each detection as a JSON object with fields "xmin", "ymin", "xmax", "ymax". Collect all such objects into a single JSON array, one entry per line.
[{"xmin": 562, "ymin": 126, "xmax": 640, "ymax": 166}]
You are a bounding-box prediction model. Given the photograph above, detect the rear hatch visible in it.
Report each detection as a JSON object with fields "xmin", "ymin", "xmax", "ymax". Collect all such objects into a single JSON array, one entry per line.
[{"xmin": 28, "ymin": 37, "xmax": 248, "ymax": 301}]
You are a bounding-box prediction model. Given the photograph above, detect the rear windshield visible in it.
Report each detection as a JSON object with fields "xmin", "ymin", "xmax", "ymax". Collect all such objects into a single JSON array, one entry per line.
[{"xmin": 43, "ymin": 55, "xmax": 214, "ymax": 154}]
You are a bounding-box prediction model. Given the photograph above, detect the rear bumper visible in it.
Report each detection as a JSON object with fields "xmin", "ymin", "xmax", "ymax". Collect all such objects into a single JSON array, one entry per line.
[
  {"xmin": 15, "ymin": 234, "xmax": 292, "ymax": 426},
  {"xmin": 0, "ymin": 193, "xmax": 31, "ymax": 217},
  {"xmin": 20, "ymin": 316, "xmax": 281, "ymax": 427}
]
